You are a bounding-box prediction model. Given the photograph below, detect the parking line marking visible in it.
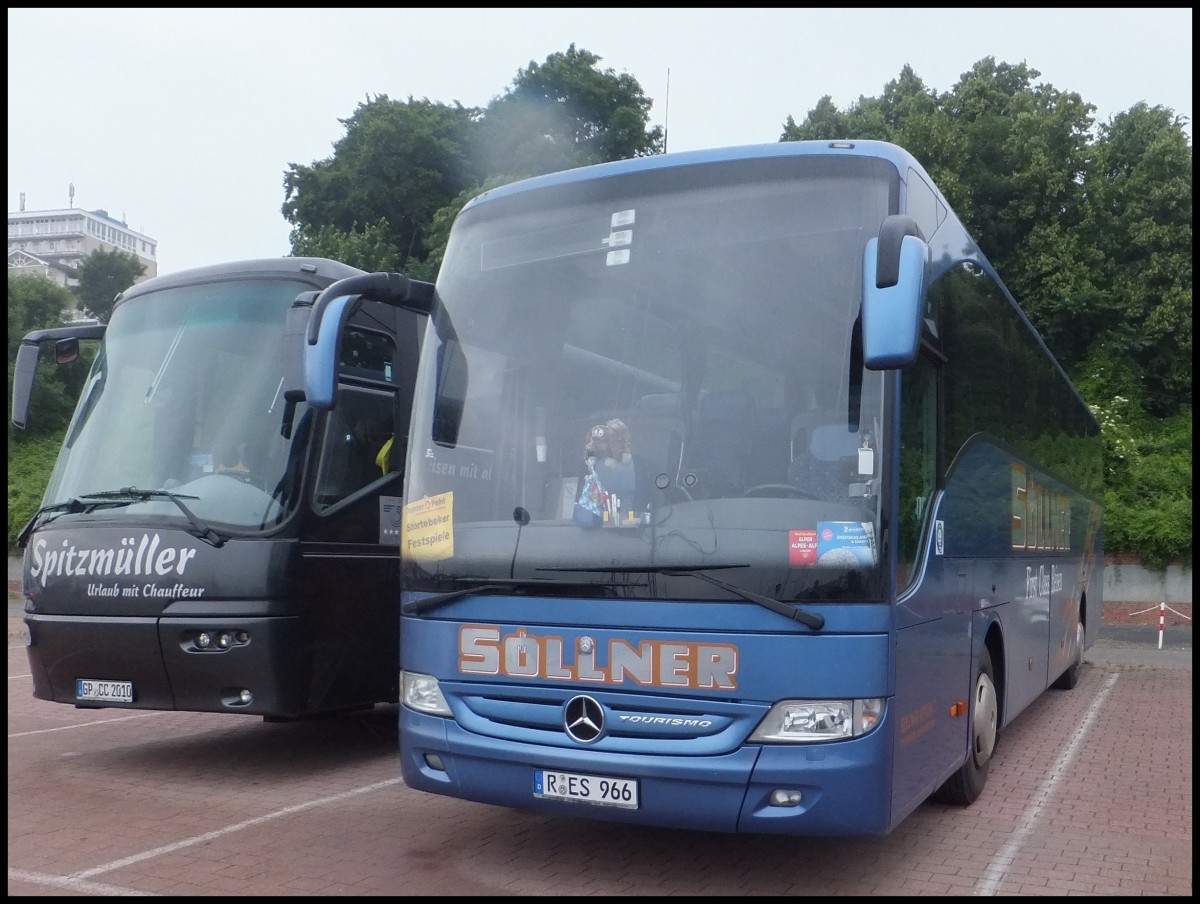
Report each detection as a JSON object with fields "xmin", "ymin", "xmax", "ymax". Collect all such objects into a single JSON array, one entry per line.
[
  {"xmin": 974, "ymin": 671, "xmax": 1120, "ymax": 896},
  {"xmin": 8, "ymin": 867, "xmax": 156, "ymax": 896},
  {"xmin": 73, "ymin": 777, "xmax": 405, "ymax": 879},
  {"xmin": 9, "ymin": 711, "xmax": 166, "ymax": 738}
]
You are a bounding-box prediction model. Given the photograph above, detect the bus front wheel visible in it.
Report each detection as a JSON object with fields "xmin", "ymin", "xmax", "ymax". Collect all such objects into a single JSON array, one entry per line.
[{"xmin": 933, "ymin": 646, "xmax": 998, "ymax": 805}]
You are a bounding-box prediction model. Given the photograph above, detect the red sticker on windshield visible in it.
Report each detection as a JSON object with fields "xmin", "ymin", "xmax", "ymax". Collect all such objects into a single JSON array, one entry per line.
[{"xmin": 789, "ymin": 530, "xmax": 818, "ymax": 566}]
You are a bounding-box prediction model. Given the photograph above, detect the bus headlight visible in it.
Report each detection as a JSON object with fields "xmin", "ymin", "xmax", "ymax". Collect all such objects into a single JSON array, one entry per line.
[
  {"xmin": 749, "ymin": 698, "xmax": 884, "ymax": 743},
  {"xmin": 401, "ymin": 670, "xmax": 452, "ymax": 716}
]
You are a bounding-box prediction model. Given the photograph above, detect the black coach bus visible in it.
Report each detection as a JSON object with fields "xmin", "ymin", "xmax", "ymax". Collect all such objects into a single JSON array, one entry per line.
[{"xmin": 12, "ymin": 257, "xmax": 430, "ymax": 719}]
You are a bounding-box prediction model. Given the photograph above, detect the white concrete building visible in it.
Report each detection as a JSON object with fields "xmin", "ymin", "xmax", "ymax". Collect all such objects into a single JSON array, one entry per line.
[{"xmin": 7, "ymin": 203, "xmax": 158, "ymax": 290}]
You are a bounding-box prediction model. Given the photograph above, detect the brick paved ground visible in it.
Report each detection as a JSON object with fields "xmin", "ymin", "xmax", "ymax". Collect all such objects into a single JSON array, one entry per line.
[{"xmin": 7, "ymin": 597, "xmax": 1191, "ymax": 896}]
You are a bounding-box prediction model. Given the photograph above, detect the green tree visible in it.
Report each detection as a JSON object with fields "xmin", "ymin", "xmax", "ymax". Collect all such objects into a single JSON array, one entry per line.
[
  {"xmin": 477, "ymin": 43, "xmax": 663, "ymax": 182},
  {"xmin": 785, "ymin": 58, "xmax": 1095, "ymax": 271},
  {"xmin": 283, "ymin": 96, "xmax": 480, "ymax": 273},
  {"xmin": 782, "ymin": 65, "xmax": 966, "ymax": 209},
  {"xmin": 290, "ymin": 217, "xmax": 411, "ymax": 274},
  {"xmin": 414, "ymin": 176, "xmax": 518, "ymax": 282},
  {"xmin": 283, "ymin": 46, "xmax": 663, "ymax": 275},
  {"xmin": 1078, "ymin": 103, "xmax": 1192, "ymax": 415},
  {"xmin": 71, "ymin": 248, "xmax": 146, "ymax": 322},
  {"xmin": 782, "ymin": 95, "xmax": 852, "ymax": 142},
  {"xmin": 1090, "ymin": 399, "xmax": 1192, "ymax": 569},
  {"xmin": 8, "ymin": 434, "xmax": 63, "ymax": 547},
  {"xmin": 780, "ymin": 59, "xmax": 1192, "ymax": 565},
  {"xmin": 7, "ymin": 274, "xmax": 81, "ymax": 436},
  {"xmin": 8, "ymin": 273, "xmax": 73, "ymax": 359},
  {"xmin": 7, "ymin": 273, "xmax": 91, "ymax": 548}
]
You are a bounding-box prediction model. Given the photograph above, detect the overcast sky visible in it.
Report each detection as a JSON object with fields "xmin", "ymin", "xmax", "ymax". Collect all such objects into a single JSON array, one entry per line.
[{"xmin": 8, "ymin": 8, "xmax": 1192, "ymax": 277}]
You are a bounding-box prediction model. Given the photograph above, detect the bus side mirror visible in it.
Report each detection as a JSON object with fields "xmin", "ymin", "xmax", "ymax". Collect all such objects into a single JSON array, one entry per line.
[
  {"xmin": 303, "ymin": 273, "xmax": 433, "ymax": 411},
  {"xmin": 862, "ymin": 215, "xmax": 927, "ymax": 370},
  {"xmin": 304, "ymin": 294, "xmax": 359, "ymax": 410},
  {"xmin": 11, "ymin": 324, "xmax": 105, "ymax": 429},
  {"xmin": 11, "ymin": 341, "xmax": 41, "ymax": 430}
]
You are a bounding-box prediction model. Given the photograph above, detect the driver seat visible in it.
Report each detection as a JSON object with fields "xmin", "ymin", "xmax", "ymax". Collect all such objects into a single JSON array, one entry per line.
[{"xmin": 687, "ymin": 391, "xmax": 756, "ymax": 498}]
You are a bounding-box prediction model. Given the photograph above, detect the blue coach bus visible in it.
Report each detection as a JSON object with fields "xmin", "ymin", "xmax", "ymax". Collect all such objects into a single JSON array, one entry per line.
[{"xmin": 309, "ymin": 140, "xmax": 1104, "ymax": 834}]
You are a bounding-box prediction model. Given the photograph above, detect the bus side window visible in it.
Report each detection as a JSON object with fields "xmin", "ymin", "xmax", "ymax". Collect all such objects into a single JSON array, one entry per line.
[
  {"xmin": 313, "ymin": 386, "xmax": 396, "ymax": 511},
  {"xmin": 898, "ymin": 354, "xmax": 939, "ymax": 590}
]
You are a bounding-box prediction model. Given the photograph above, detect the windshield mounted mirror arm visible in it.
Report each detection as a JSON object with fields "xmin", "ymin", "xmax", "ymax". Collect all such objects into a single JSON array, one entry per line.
[{"xmin": 303, "ymin": 272, "xmax": 434, "ymax": 411}]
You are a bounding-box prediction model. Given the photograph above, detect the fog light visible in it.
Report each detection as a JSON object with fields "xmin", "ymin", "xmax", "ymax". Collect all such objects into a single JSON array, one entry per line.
[
  {"xmin": 197, "ymin": 632, "xmax": 212, "ymax": 649},
  {"xmin": 238, "ymin": 689, "xmax": 253, "ymax": 704},
  {"xmin": 236, "ymin": 631, "xmax": 249, "ymax": 644},
  {"xmin": 217, "ymin": 632, "xmax": 232, "ymax": 649},
  {"xmin": 769, "ymin": 789, "xmax": 803, "ymax": 807},
  {"xmin": 424, "ymin": 753, "xmax": 446, "ymax": 771}
]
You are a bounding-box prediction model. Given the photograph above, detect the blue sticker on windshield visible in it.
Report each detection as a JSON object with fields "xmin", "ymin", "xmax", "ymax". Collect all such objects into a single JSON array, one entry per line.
[{"xmin": 816, "ymin": 521, "xmax": 877, "ymax": 566}]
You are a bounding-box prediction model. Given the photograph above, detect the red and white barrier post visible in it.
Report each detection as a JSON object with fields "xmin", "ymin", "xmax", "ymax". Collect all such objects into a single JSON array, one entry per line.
[{"xmin": 1123, "ymin": 600, "xmax": 1189, "ymax": 649}]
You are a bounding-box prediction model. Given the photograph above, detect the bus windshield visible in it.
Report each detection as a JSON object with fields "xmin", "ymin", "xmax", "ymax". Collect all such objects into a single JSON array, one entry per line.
[
  {"xmin": 404, "ymin": 154, "xmax": 898, "ymax": 603},
  {"xmin": 41, "ymin": 278, "xmax": 314, "ymax": 531}
]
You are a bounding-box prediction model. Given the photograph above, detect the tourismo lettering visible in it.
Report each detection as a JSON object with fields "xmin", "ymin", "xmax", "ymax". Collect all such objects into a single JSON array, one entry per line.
[
  {"xmin": 29, "ymin": 533, "xmax": 198, "ymax": 588},
  {"xmin": 458, "ymin": 625, "xmax": 739, "ymax": 690}
]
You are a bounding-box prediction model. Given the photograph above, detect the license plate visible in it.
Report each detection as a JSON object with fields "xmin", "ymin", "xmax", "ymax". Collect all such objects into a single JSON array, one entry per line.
[
  {"xmin": 534, "ymin": 768, "xmax": 639, "ymax": 809},
  {"xmin": 76, "ymin": 679, "xmax": 134, "ymax": 703}
]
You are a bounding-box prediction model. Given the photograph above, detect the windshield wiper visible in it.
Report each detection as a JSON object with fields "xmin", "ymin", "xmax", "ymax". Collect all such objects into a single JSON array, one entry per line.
[
  {"xmin": 403, "ymin": 576, "xmax": 643, "ymax": 616},
  {"xmin": 538, "ymin": 565, "xmax": 825, "ymax": 630},
  {"xmin": 663, "ymin": 569, "xmax": 825, "ymax": 629},
  {"xmin": 17, "ymin": 492, "xmax": 171, "ymax": 546},
  {"xmin": 22, "ymin": 487, "xmax": 227, "ymax": 548},
  {"xmin": 86, "ymin": 488, "xmax": 226, "ymax": 547},
  {"xmin": 18, "ymin": 498, "xmax": 102, "ymax": 546}
]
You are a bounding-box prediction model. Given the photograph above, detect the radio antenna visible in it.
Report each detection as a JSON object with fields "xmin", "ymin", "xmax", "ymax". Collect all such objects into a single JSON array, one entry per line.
[{"xmin": 663, "ymin": 68, "xmax": 670, "ymax": 154}]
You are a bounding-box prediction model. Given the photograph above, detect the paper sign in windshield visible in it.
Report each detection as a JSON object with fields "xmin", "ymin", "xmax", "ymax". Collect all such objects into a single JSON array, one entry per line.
[
  {"xmin": 815, "ymin": 521, "xmax": 877, "ymax": 567},
  {"xmin": 403, "ymin": 492, "xmax": 454, "ymax": 561},
  {"xmin": 789, "ymin": 530, "xmax": 818, "ymax": 566}
]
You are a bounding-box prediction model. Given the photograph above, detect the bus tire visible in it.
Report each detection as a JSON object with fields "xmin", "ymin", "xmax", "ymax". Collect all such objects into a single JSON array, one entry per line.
[
  {"xmin": 1052, "ymin": 615, "xmax": 1085, "ymax": 690},
  {"xmin": 933, "ymin": 646, "xmax": 998, "ymax": 805}
]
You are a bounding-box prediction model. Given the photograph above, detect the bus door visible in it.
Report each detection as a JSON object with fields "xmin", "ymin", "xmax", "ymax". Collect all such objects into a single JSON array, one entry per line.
[
  {"xmin": 890, "ymin": 350, "xmax": 972, "ymax": 818},
  {"xmin": 296, "ymin": 300, "xmax": 425, "ymax": 711}
]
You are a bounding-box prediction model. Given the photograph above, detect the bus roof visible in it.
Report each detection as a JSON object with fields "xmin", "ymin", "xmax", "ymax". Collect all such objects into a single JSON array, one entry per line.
[
  {"xmin": 463, "ymin": 140, "xmax": 932, "ymax": 212},
  {"xmin": 118, "ymin": 257, "xmax": 367, "ymax": 302}
]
